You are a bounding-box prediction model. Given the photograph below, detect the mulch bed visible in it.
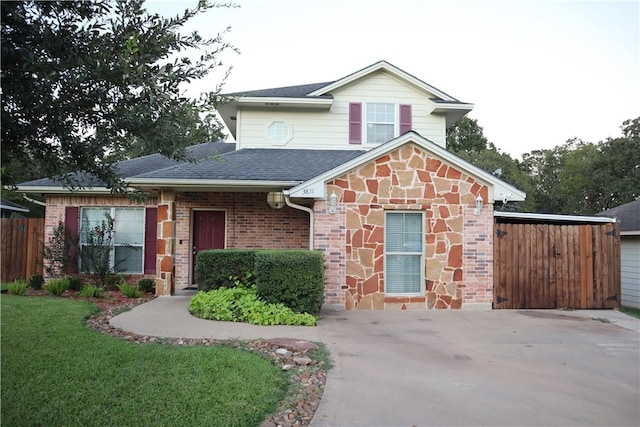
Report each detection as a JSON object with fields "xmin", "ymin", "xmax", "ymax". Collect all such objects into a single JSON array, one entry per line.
[{"xmin": 18, "ymin": 289, "xmax": 328, "ymax": 427}]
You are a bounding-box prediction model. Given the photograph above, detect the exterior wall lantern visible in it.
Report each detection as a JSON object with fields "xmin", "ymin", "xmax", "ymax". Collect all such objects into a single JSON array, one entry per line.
[
  {"xmin": 473, "ymin": 195, "xmax": 483, "ymax": 216},
  {"xmin": 328, "ymin": 191, "xmax": 338, "ymax": 214},
  {"xmin": 267, "ymin": 191, "xmax": 285, "ymax": 209}
]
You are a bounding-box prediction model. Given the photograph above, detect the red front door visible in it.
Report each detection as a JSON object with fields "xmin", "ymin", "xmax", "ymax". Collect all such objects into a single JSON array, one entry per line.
[{"xmin": 192, "ymin": 211, "xmax": 225, "ymax": 283}]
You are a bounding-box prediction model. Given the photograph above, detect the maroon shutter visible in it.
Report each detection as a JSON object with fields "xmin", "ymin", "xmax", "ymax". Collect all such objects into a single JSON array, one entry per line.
[
  {"xmin": 400, "ymin": 104, "xmax": 412, "ymax": 135},
  {"xmin": 144, "ymin": 207, "xmax": 157, "ymax": 275},
  {"xmin": 65, "ymin": 206, "xmax": 79, "ymax": 274},
  {"xmin": 349, "ymin": 102, "xmax": 362, "ymax": 144}
]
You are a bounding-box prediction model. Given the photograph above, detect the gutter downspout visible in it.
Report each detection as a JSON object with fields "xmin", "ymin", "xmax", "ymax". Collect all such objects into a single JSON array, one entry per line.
[{"xmin": 284, "ymin": 194, "xmax": 314, "ymax": 250}]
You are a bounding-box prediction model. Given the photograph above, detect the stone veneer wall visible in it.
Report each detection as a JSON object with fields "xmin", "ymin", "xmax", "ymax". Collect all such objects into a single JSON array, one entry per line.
[
  {"xmin": 317, "ymin": 143, "xmax": 492, "ymax": 310},
  {"xmin": 171, "ymin": 192, "xmax": 310, "ymax": 289},
  {"xmin": 44, "ymin": 195, "xmax": 157, "ymax": 283}
]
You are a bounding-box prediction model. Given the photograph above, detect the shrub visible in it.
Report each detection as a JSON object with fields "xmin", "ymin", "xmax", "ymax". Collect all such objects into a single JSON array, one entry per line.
[
  {"xmin": 67, "ymin": 276, "xmax": 84, "ymax": 291},
  {"xmin": 78, "ymin": 285, "xmax": 104, "ymax": 298},
  {"xmin": 42, "ymin": 222, "xmax": 78, "ymax": 278},
  {"xmin": 189, "ymin": 287, "xmax": 316, "ymax": 326},
  {"xmin": 195, "ymin": 250, "xmax": 256, "ymax": 291},
  {"xmin": 117, "ymin": 283, "xmax": 141, "ymax": 299},
  {"xmin": 255, "ymin": 250, "xmax": 324, "ymax": 314},
  {"xmin": 28, "ymin": 275, "xmax": 44, "ymax": 290},
  {"xmin": 103, "ymin": 274, "xmax": 121, "ymax": 291},
  {"xmin": 137, "ymin": 278, "xmax": 155, "ymax": 293},
  {"xmin": 8, "ymin": 280, "xmax": 28, "ymax": 296},
  {"xmin": 44, "ymin": 278, "xmax": 69, "ymax": 296}
]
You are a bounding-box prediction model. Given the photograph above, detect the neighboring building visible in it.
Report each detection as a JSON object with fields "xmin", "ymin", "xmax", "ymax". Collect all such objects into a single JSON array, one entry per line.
[
  {"xmin": 18, "ymin": 60, "xmax": 525, "ymax": 310},
  {"xmin": 598, "ymin": 199, "xmax": 640, "ymax": 309},
  {"xmin": 0, "ymin": 198, "xmax": 29, "ymax": 218}
]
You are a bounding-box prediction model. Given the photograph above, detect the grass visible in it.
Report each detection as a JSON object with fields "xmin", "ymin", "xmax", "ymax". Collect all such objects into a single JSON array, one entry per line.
[
  {"xmin": 1, "ymin": 295, "xmax": 288, "ymax": 426},
  {"xmin": 619, "ymin": 306, "xmax": 640, "ymax": 319}
]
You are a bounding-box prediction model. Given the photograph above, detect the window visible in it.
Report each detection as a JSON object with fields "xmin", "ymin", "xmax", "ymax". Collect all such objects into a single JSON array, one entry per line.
[
  {"xmin": 267, "ymin": 121, "xmax": 292, "ymax": 145},
  {"xmin": 80, "ymin": 207, "xmax": 145, "ymax": 274},
  {"xmin": 366, "ymin": 103, "xmax": 395, "ymax": 144},
  {"xmin": 348, "ymin": 103, "xmax": 411, "ymax": 145},
  {"xmin": 385, "ymin": 212, "xmax": 423, "ymax": 294}
]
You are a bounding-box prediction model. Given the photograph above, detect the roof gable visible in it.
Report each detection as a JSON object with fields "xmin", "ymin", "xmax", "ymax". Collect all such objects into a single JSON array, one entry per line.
[
  {"xmin": 308, "ymin": 60, "xmax": 459, "ymax": 101},
  {"xmin": 286, "ymin": 131, "xmax": 526, "ymax": 203}
]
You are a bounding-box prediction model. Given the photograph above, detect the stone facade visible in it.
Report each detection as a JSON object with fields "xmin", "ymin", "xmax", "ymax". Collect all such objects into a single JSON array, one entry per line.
[{"xmin": 317, "ymin": 143, "xmax": 492, "ymax": 310}]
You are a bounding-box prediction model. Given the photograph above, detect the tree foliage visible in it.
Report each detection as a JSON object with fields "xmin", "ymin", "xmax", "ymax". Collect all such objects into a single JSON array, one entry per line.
[
  {"xmin": 1, "ymin": 0, "xmax": 236, "ymax": 191},
  {"xmin": 448, "ymin": 116, "xmax": 639, "ymax": 215}
]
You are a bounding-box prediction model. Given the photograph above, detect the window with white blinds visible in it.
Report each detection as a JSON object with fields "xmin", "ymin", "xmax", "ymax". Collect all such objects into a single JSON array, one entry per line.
[{"xmin": 385, "ymin": 212, "xmax": 423, "ymax": 294}]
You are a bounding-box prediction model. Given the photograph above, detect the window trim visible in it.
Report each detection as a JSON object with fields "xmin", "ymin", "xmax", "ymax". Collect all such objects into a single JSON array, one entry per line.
[
  {"xmin": 266, "ymin": 120, "xmax": 293, "ymax": 145},
  {"xmin": 79, "ymin": 207, "xmax": 146, "ymax": 274},
  {"xmin": 384, "ymin": 211, "xmax": 424, "ymax": 296},
  {"xmin": 363, "ymin": 103, "xmax": 399, "ymax": 145}
]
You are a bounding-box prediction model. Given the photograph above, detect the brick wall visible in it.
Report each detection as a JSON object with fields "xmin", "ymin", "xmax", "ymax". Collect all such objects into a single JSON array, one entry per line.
[
  {"xmin": 173, "ymin": 192, "xmax": 310, "ymax": 287},
  {"xmin": 462, "ymin": 205, "xmax": 494, "ymax": 305}
]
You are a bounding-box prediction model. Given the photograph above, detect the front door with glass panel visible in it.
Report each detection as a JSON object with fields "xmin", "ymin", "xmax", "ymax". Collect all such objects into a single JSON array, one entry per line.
[{"xmin": 385, "ymin": 212, "xmax": 423, "ymax": 295}]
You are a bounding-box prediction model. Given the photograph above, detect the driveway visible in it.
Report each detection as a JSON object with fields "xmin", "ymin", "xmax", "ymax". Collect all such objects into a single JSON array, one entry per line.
[{"xmin": 311, "ymin": 309, "xmax": 640, "ymax": 427}]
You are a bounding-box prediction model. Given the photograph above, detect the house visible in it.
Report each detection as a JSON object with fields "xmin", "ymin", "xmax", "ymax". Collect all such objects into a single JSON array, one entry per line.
[
  {"xmin": 1, "ymin": 198, "xmax": 29, "ymax": 218},
  {"xmin": 597, "ymin": 199, "xmax": 640, "ymax": 309},
  {"xmin": 18, "ymin": 60, "xmax": 525, "ymax": 310}
]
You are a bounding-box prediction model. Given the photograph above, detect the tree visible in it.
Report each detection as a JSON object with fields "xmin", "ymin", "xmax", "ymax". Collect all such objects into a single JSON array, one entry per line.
[
  {"xmin": 1, "ymin": 0, "xmax": 236, "ymax": 192},
  {"xmin": 447, "ymin": 117, "xmax": 535, "ymax": 211}
]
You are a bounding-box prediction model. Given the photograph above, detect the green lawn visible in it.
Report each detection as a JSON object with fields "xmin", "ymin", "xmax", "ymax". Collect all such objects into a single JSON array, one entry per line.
[
  {"xmin": 619, "ymin": 306, "xmax": 640, "ymax": 319},
  {"xmin": 1, "ymin": 295, "xmax": 287, "ymax": 426}
]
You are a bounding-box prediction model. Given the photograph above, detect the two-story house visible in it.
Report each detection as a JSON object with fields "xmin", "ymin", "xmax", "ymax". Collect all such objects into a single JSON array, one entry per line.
[{"xmin": 19, "ymin": 60, "xmax": 525, "ymax": 310}]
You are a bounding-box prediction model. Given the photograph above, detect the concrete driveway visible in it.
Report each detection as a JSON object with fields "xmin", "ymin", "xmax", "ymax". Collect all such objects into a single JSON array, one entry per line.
[{"xmin": 311, "ymin": 309, "xmax": 640, "ymax": 427}]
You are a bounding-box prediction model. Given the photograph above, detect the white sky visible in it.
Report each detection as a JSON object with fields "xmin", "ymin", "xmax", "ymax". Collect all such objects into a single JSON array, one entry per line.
[{"xmin": 148, "ymin": 0, "xmax": 640, "ymax": 157}]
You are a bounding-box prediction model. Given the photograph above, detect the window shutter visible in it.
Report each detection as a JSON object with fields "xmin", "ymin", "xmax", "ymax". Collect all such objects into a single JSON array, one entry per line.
[
  {"xmin": 64, "ymin": 206, "xmax": 79, "ymax": 274},
  {"xmin": 144, "ymin": 207, "xmax": 157, "ymax": 275},
  {"xmin": 400, "ymin": 104, "xmax": 412, "ymax": 135},
  {"xmin": 349, "ymin": 102, "xmax": 362, "ymax": 144}
]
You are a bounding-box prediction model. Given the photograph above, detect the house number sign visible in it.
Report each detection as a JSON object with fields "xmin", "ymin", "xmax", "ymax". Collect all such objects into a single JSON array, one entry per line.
[{"xmin": 289, "ymin": 182, "xmax": 325, "ymax": 198}]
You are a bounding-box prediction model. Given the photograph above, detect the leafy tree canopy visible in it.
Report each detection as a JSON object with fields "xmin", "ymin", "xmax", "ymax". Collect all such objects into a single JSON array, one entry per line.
[{"xmin": 1, "ymin": 0, "xmax": 236, "ymax": 192}]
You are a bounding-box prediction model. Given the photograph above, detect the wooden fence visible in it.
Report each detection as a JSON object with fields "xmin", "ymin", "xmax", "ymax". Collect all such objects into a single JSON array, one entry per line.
[
  {"xmin": 494, "ymin": 222, "xmax": 620, "ymax": 309},
  {"xmin": 1, "ymin": 218, "xmax": 45, "ymax": 283}
]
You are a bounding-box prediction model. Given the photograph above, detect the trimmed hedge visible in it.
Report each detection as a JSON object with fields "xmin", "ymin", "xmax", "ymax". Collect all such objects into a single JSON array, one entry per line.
[
  {"xmin": 255, "ymin": 250, "xmax": 324, "ymax": 314},
  {"xmin": 195, "ymin": 250, "xmax": 256, "ymax": 291}
]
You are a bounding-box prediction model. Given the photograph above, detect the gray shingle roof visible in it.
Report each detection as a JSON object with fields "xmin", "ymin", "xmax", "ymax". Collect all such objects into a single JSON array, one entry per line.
[
  {"xmin": 19, "ymin": 142, "xmax": 236, "ymax": 188},
  {"xmin": 597, "ymin": 199, "xmax": 640, "ymax": 232},
  {"xmin": 229, "ymin": 82, "xmax": 335, "ymax": 98},
  {"xmin": 0, "ymin": 198, "xmax": 29, "ymax": 212},
  {"xmin": 132, "ymin": 148, "xmax": 366, "ymax": 182}
]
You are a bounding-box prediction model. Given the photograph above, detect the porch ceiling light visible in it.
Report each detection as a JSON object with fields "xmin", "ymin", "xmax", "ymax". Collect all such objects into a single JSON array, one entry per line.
[
  {"xmin": 329, "ymin": 191, "xmax": 338, "ymax": 214},
  {"xmin": 267, "ymin": 191, "xmax": 285, "ymax": 209},
  {"xmin": 473, "ymin": 195, "xmax": 483, "ymax": 216}
]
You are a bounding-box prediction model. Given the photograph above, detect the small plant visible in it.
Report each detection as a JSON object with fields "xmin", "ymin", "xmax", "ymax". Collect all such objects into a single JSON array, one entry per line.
[
  {"xmin": 78, "ymin": 285, "xmax": 104, "ymax": 298},
  {"xmin": 44, "ymin": 278, "xmax": 69, "ymax": 296},
  {"xmin": 28, "ymin": 275, "xmax": 44, "ymax": 290},
  {"xmin": 67, "ymin": 276, "xmax": 84, "ymax": 291},
  {"xmin": 8, "ymin": 280, "xmax": 28, "ymax": 296},
  {"xmin": 42, "ymin": 221, "xmax": 78, "ymax": 278},
  {"xmin": 117, "ymin": 283, "xmax": 141, "ymax": 299},
  {"xmin": 137, "ymin": 278, "xmax": 155, "ymax": 293}
]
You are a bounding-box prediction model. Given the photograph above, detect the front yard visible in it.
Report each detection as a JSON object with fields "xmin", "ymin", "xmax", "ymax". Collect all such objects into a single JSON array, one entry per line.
[{"xmin": 1, "ymin": 295, "xmax": 287, "ymax": 426}]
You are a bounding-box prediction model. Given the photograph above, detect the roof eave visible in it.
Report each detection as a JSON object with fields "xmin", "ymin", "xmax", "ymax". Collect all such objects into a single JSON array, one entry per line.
[
  {"xmin": 126, "ymin": 178, "xmax": 302, "ymax": 192},
  {"xmin": 17, "ymin": 185, "xmax": 115, "ymax": 195},
  {"xmin": 432, "ymin": 103, "xmax": 475, "ymax": 127},
  {"xmin": 495, "ymin": 211, "xmax": 618, "ymax": 224}
]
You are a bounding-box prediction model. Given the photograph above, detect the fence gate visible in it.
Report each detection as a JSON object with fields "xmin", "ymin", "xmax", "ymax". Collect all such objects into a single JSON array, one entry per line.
[
  {"xmin": 493, "ymin": 222, "xmax": 620, "ymax": 309},
  {"xmin": 1, "ymin": 218, "xmax": 45, "ymax": 283}
]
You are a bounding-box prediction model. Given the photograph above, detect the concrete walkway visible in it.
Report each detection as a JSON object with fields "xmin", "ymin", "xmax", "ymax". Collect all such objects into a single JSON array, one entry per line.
[
  {"xmin": 110, "ymin": 294, "xmax": 322, "ymax": 342},
  {"xmin": 111, "ymin": 296, "xmax": 640, "ymax": 427}
]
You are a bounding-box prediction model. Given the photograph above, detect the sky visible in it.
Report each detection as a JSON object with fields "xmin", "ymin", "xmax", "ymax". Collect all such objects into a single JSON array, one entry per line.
[{"xmin": 148, "ymin": 0, "xmax": 639, "ymax": 158}]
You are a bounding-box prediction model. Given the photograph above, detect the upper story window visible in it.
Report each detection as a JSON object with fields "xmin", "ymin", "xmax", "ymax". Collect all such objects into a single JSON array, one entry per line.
[
  {"xmin": 267, "ymin": 121, "xmax": 292, "ymax": 145},
  {"xmin": 349, "ymin": 102, "xmax": 412, "ymax": 145},
  {"xmin": 366, "ymin": 103, "xmax": 395, "ymax": 144}
]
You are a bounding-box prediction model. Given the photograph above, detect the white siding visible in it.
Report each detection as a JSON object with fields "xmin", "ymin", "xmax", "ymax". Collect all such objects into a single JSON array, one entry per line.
[
  {"xmin": 621, "ymin": 237, "xmax": 640, "ymax": 309},
  {"xmin": 236, "ymin": 71, "xmax": 447, "ymax": 150}
]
